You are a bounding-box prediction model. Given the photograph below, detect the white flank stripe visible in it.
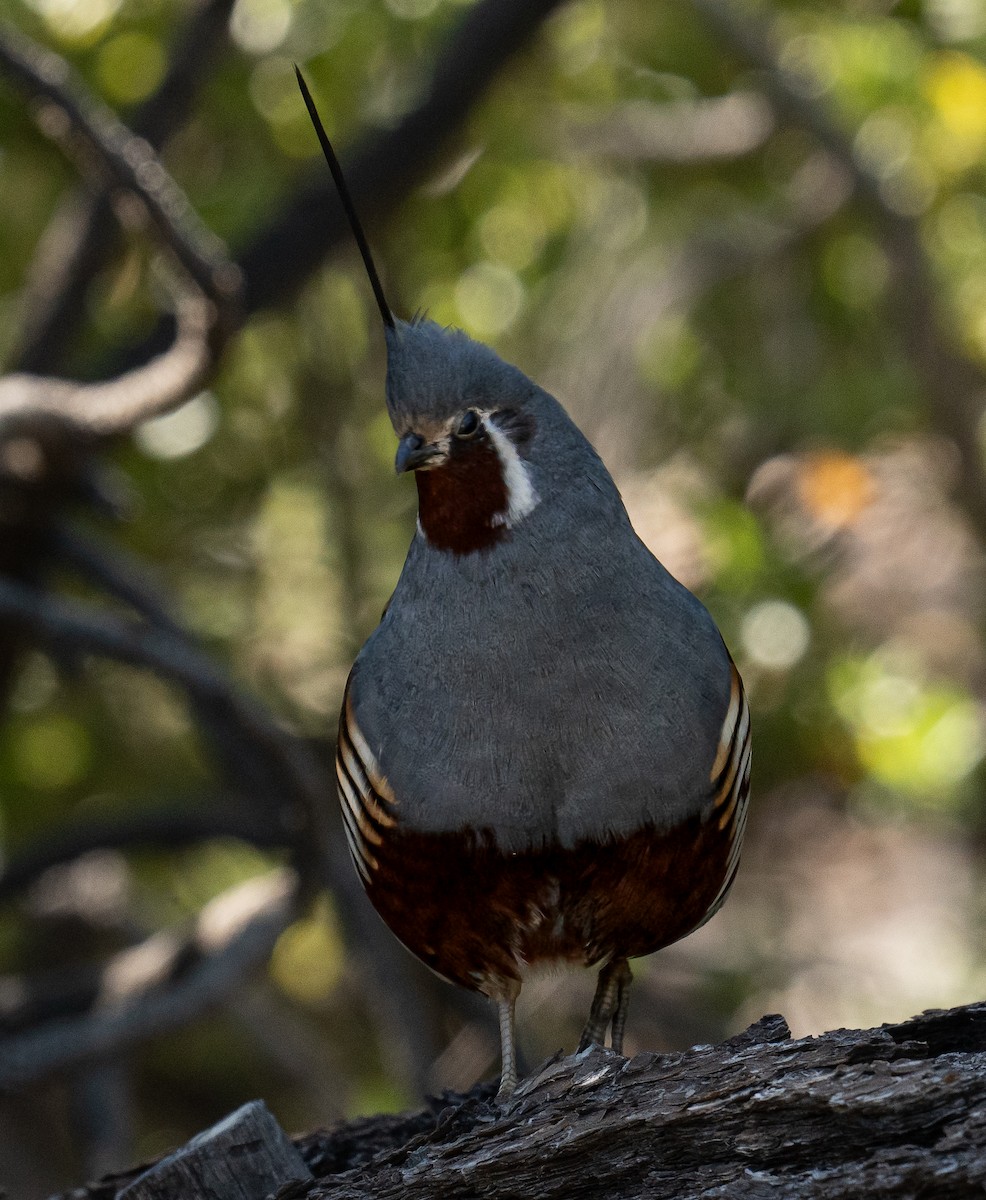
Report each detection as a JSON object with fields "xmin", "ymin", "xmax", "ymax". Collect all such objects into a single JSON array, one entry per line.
[
  {"xmin": 735, "ymin": 739, "xmax": 752, "ymax": 800},
  {"xmin": 336, "ymin": 767, "xmax": 377, "ymax": 878},
  {"xmin": 711, "ymin": 678, "xmax": 742, "ymax": 780},
  {"xmin": 336, "ymin": 761, "xmax": 364, "ymax": 826},
  {"xmin": 339, "ymin": 738, "xmax": 395, "ymax": 828},
  {"xmin": 346, "ymin": 711, "xmax": 384, "ymax": 787},
  {"xmin": 339, "ymin": 803, "xmax": 369, "ymax": 874},
  {"xmin": 339, "ymin": 737, "xmax": 370, "ymax": 794},
  {"xmin": 485, "ymin": 418, "xmax": 539, "ymax": 527},
  {"xmin": 340, "ymin": 818, "xmax": 367, "ymax": 879},
  {"xmin": 733, "ymin": 697, "xmax": 750, "ymax": 769}
]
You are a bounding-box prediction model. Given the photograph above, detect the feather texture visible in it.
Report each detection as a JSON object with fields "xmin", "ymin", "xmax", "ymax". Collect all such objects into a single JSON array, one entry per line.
[{"xmin": 343, "ymin": 320, "xmax": 739, "ymax": 854}]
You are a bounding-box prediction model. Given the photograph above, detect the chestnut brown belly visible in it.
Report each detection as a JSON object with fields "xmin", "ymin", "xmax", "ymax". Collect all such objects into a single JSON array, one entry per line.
[{"xmin": 364, "ymin": 812, "xmax": 734, "ymax": 993}]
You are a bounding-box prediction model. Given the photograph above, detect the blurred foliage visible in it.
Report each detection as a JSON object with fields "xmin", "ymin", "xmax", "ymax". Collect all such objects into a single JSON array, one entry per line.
[{"xmin": 3, "ymin": 0, "xmax": 986, "ymax": 1192}]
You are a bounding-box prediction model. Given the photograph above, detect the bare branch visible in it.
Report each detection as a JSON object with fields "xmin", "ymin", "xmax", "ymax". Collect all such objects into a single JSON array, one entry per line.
[
  {"xmin": 0, "ymin": 24, "xmax": 240, "ymax": 310},
  {"xmin": 0, "ymin": 293, "xmax": 213, "ymax": 438},
  {"xmin": 0, "ymin": 803, "xmax": 290, "ymax": 905},
  {"xmin": 0, "ymin": 576, "xmax": 332, "ymax": 883},
  {"xmin": 0, "ymin": 26, "xmax": 245, "ymax": 439},
  {"xmin": 51, "ymin": 526, "xmax": 190, "ymax": 636},
  {"xmin": 0, "ymin": 869, "xmax": 300, "ymax": 1090},
  {"xmin": 48, "ymin": 525, "xmax": 321, "ymax": 806},
  {"xmin": 13, "ymin": 0, "xmax": 238, "ymax": 373}
]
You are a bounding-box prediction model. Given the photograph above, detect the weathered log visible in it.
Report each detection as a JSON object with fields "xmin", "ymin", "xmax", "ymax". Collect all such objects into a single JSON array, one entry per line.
[
  {"xmin": 117, "ymin": 1100, "xmax": 311, "ymax": 1200},
  {"xmin": 53, "ymin": 1001, "xmax": 986, "ymax": 1200}
]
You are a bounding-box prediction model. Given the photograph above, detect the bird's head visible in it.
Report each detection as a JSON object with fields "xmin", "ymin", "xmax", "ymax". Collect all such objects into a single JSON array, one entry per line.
[
  {"xmin": 385, "ymin": 319, "xmax": 541, "ymax": 553},
  {"xmin": 296, "ymin": 70, "xmax": 564, "ymax": 554}
]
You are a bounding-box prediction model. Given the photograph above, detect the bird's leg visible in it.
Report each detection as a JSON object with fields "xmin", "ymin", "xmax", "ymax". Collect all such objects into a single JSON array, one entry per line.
[
  {"xmin": 579, "ymin": 957, "xmax": 631, "ymax": 1052},
  {"xmin": 609, "ymin": 959, "xmax": 633, "ymax": 1056},
  {"xmin": 493, "ymin": 979, "xmax": 521, "ymax": 1102}
]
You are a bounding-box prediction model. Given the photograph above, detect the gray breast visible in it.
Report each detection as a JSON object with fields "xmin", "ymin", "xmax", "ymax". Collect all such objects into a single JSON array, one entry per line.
[{"xmin": 347, "ymin": 478, "xmax": 731, "ymax": 854}]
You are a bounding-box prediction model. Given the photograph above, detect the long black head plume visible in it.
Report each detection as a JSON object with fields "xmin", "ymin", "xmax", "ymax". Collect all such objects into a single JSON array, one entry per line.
[{"xmin": 295, "ymin": 66, "xmax": 395, "ymax": 331}]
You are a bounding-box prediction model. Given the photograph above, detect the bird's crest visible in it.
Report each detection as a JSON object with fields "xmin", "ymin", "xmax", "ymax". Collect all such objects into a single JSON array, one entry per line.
[
  {"xmin": 295, "ymin": 70, "xmax": 533, "ymax": 431},
  {"xmin": 295, "ymin": 66, "xmax": 394, "ymax": 332}
]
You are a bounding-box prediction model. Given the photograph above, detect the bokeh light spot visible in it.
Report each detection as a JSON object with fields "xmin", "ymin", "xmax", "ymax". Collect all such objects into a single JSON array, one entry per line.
[
  {"xmin": 478, "ymin": 203, "xmax": 547, "ymax": 271},
  {"xmin": 927, "ymin": 0, "xmax": 986, "ymax": 41},
  {"xmin": 705, "ymin": 502, "xmax": 766, "ymax": 589},
  {"xmin": 635, "ymin": 318, "xmax": 703, "ymax": 391},
  {"xmin": 741, "ymin": 600, "xmax": 811, "ymax": 671},
  {"xmin": 829, "ymin": 652, "xmax": 986, "ymax": 797},
  {"xmin": 796, "ymin": 452, "xmax": 876, "ymax": 531},
  {"xmin": 97, "ymin": 32, "xmax": 165, "ymax": 105},
  {"xmin": 249, "ymin": 55, "xmax": 297, "ymax": 123},
  {"xmin": 135, "ymin": 392, "xmax": 219, "ymax": 461},
  {"xmin": 925, "ymin": 51, "xmax": 986, "ymax": 170},
  {"xmin": 779, "ymin": 33, "xmax": 838, "ymax": 98},
  {"xmin": 230, "ymin": 0, "xmax": 292, "ymax": 55},
  {"xmin": 26, "ymin": 0, "xmax": 123, "ymax": 41},
  {"xmin": 454, "ymin": 262, "xmax": 525, "ymax": 338},
  {"xmin": 14, "ymin": 714, "xmax": 91, "ymax": 790},
  {"xmin": 271, "ymin": 898, "xmax": 343, "ymax": 1005},
  {"xmin": 550, "ymin": 0, "xmax": 605, "ymax": 76},
  {"xmin": 822, "ymin": 234, "xmax": 889, "ymax": 309}
]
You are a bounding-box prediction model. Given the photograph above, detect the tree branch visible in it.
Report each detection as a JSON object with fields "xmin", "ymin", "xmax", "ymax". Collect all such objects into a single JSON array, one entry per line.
[
  {"xmin": 0, "ymin": 24, "xmax": 240, "ymax": 310},
  {"xmin": 0, "ymin": 803, "xmax": 290, "ymax": 906},
  {"xmin": 0, "ymin": 293, "xmax": 214, "ymax": 438},
  {"xmin": 0, "ymin": 25, "xmax": 243, "ymax": 442},
  {"xmin": 240, "ymin": 0, "xmax": 569, "ymax": 314},
  {"xmin": 0, "ymin": 576, "xmax": 331, "ymax": 881},
  {"xmin": 11, "ymin": 0, "xmax": 238, "ymax": 374},
  {"xmin": 0, "ymin": 869, "xmax": 300, "ymax": 1091}
]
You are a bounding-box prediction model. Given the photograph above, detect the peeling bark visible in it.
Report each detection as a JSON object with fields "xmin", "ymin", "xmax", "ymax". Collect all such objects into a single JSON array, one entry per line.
[{"xmin": 54, "ymin": 1002, "xmax": 986, "ymax": 1200}]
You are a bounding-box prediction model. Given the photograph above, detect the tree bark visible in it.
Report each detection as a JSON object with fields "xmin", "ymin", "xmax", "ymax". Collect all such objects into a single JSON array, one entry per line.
[{"xmin": 52, "ymin": 1000, "xmax": 986, "ymax": 1200}]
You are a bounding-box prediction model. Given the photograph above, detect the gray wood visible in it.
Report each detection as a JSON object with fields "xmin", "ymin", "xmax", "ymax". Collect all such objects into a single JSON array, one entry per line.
[
  {"xmin": 305, "ymin": 1006, "xmax": 986, "ymax": 1199},
  {"xmin": 118, "ymin": 1099, "xmax": 311, "ymax": 1200},
  {"xmin": 54, "ymin": 1002, "xmax": 986, "ymax": 1200}
]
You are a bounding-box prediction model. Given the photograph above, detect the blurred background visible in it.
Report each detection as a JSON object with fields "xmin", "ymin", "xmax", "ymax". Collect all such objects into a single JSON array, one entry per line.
[{"xmin": 2, "ymin": 0, "xmax": 986, "ymax": 1193}]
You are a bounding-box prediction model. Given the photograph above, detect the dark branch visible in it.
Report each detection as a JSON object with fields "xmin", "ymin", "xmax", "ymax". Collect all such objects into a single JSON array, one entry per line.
[
  {"xmin": 241, "ymin": 0, "xmax": 569, "ymax": 315},
  {"xmin": 51, "ymin": 526, "xmax": 316, "ymax": 805},
  {"xmin": 12, "ymin": 0, "xmax": 238, "ymax": 373},
  {"xmin": 0, "ymin": 868, "xmax": 300, "ymax": 1091},
  {"xmin": 0, "ymin": 576, "xmax": 331, "ymax": 881},
  {"xmin": 0, "ymin": 803, "xmax": 291, "ymax": 906},
  {"xmin": 0, "ymin": 24, "xmax": 240, "ymax": 310}
]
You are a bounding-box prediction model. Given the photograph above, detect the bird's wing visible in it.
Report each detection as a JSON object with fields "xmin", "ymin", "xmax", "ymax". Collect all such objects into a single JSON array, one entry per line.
[
  {"xmin": 335, "ymin": 673, "xmax": 400, "ymax": 884},
  {"xmin": 698, "ymin": 657, "xmax": 752, "ymax": 920}
]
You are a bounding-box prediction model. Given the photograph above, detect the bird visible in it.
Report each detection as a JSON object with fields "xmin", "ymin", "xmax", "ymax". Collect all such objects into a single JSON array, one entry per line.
[{"xmin": 296, "ymin": 69, "xmax": 751, "ymax": 1101}]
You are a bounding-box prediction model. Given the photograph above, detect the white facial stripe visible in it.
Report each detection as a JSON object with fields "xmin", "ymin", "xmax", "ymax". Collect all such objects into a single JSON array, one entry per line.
[{"xmin": 484, "ymin": 417, "xmax": 539, "ymax": 528}]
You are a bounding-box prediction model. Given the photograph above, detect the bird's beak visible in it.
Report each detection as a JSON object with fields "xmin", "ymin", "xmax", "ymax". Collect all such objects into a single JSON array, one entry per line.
[{"xmin": 395, "ymin": 433, "xmax": 445, "ymax": 474}]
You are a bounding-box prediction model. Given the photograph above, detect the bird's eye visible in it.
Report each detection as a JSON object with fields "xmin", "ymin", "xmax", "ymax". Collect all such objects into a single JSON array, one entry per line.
[{"xmin": 455, "ymin": 410, "xmax": 481, "ymax": 439}]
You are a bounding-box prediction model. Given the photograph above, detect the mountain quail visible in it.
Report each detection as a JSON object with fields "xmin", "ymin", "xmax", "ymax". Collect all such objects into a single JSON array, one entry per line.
[{"xmin": 298, "ymin": 71, "xmax": 752, "ymax": 1100}]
